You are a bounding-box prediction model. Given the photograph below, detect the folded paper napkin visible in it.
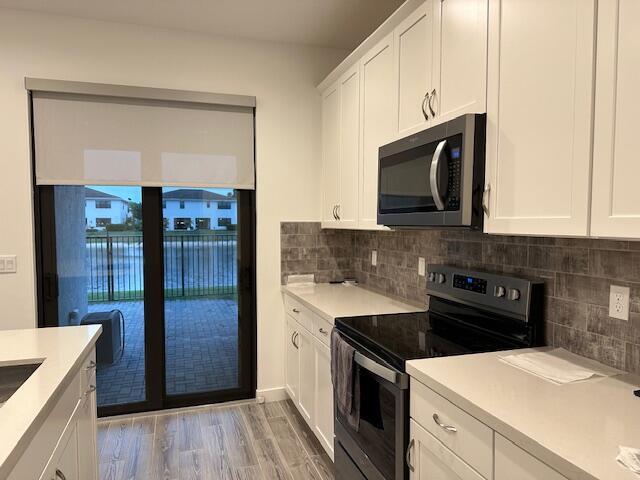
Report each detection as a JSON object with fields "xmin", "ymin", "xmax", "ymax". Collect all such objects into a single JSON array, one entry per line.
[
  {"xmin": 617, "ymin": 446, "xmax": 640, "ymax": 476},
  {"xmin": 500, "ymin": 348, "xmax": 622, "ymax": 384}
]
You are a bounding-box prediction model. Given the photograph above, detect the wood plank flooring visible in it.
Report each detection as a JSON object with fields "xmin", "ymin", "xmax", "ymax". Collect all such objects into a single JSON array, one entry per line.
[{"xmin": 98, "ymin": 400, "xmax": 335, "ymax": 480}]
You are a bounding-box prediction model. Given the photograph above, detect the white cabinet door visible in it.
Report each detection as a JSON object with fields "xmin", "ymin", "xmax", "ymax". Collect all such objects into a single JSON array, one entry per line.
[
  {"xmin": 359, "ymin": 33, "xmax": 395, "ymax": 230},
  {"xmin": 484, "ymin": 0, "xmax": 596, "ymax": 236},
  {"xmin": 336, "ymin": 65, "xmax": 360, "ymax": 229},
  {"xmin": 314, "ymin": 338, "xmax": 334, "ymax": 460},
  {"xmin": 321, "ymin": 82, "xmax": 340, "ymax": 227},
  {"xmin": 285, "ymin": 315, "xmax": 300, "ymax": 403},
  {"xmin": 591, "ymin": 0, "xmax": 640, "ymax": 238},
  {"xmin": 56, "ymin": 422, "xmax": 79, "ymax": 480},
  {"xmin": 409, "ymin": 419, "xmax": 485, "ymax": 480},
  {"xmin": 297, "ymin": 327, "xmax": 315, "ymax": 425},
  {"xmin": 431, "ymin": 0, "xmax": 487, "ymax": 124},
  {"xmin": 495, "ymin": 434, "xmax": 568, "ymax": 480},
  {"xmin": 395, "ymin": 1, "xmax": 435, "ymax": 136}
]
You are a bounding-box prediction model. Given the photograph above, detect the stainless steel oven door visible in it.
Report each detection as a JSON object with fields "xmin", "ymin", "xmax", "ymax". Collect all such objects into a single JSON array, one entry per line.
[{"xmin": 335, "ymin": 333, "xmax": 409, "ymax": 480}]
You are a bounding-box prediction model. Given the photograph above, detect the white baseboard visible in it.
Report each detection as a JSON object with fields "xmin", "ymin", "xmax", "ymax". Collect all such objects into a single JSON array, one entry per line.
[{"xmin": 256, "ymin": 386, "xmax": 289, "ymax": 403}]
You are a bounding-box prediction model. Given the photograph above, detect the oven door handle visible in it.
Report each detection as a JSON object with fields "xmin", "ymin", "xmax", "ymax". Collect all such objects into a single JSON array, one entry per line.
[
  {"xmin": 354, "ymin": 351, "xmax": 408, "ymax": 389},
  {"xmin": 430, "ymin": 139, "xmax": 447, "ymax": 211}
]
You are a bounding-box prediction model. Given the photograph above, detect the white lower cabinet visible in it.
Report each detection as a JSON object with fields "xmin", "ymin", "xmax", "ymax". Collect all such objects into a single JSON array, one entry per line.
[
  {"xmin": 495, "ymin": 434, "xmax": 568, "ymax": 480},
  {"xmin": 283, "ymin": 294, "xmax": 334, "ymax": 460},
  {"xmin": 9, "ymin": 349, "xmax": 98, "ymax": 480},
  {"xmin": 409, "ymin": 419, "xmax": 484, "ymax": 480}
]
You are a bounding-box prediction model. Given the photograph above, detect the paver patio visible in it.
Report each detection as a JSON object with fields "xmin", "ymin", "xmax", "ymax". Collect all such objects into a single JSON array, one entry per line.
[{"xmin": 91, "ymin": 296, "xmax": 238, "ymax": 406}]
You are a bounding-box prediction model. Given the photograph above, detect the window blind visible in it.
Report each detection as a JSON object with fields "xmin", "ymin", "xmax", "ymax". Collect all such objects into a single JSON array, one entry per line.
[{"xmin": 31, "ymin": 89, "xmax": 255, "ymax": 189}]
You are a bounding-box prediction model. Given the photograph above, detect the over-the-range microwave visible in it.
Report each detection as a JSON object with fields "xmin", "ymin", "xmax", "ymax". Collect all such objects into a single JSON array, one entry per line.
[{"xmin": 377, "ymin": 113, "xmax": 486, "ymax": 229}]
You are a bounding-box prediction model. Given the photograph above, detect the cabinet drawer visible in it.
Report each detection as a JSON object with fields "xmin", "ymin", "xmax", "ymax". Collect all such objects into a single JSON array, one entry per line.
[
  {"xmin": 313, "ymin": 315, "xmax": 332, "ymax": 346},
  {"xmin": 410, "ymin": 379, "xmax": 493, "ymax": 479},
  {"xmin": 284, "ymin": 294, "xmax": 314, "ymax": 332},
  {"xmin": 495, "ymin": 433, "xmax": 568, "ymax": 480}
]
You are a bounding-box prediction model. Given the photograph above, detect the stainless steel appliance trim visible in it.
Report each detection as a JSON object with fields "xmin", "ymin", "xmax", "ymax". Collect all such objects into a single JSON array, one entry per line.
[
  {"xmin": 353, "ymin": 351, "xmax": 407, "ymax": 388},
  {"xmin": 430, "ymin": 139, "xmax": 448, "ymax": 210}
]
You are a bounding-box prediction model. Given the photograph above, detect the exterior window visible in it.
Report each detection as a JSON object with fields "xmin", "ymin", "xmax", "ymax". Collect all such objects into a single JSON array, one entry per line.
[
  {"xmin": 218, "ymin": 201, "xmax": 231, "ymax": 210},
  {"xmin": 218, "ymin": 217, "xmax": 232, "ymax": 227},
  {"xmin": 196, "ymin": 218, "xmax": 211, "ymax": 230},
  {"xmin": 96, "ymin": 218, "xmax": 112, "ymax": 227},
  {"xmin": 96, "ymin": 200, "xmax": 111, "ymax": 209},
  {"xmin": 162, "ymin": 201, "xmax": 166, "ymax": 209},
  {"xmin": 206, "ymin": 201, "xmax": 211, "ymax": 208},
  {"xmin": 179, "ymin": 200, "xmax": 185, "ymax": 209},
  {"xmin": 174, "ymin": 217, "xmax": 191, "ymax": 230}
]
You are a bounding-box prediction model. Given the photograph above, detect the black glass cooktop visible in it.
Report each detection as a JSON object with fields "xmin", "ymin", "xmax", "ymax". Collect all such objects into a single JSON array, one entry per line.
[{"xmin": 335, "ymin": 309, "xmax": 521, "ymax": 372}]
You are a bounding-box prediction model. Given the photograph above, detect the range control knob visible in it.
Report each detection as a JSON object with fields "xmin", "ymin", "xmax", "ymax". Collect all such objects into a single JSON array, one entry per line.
[
  {"xmin": 428, "ymin": 272, "xmax": 436, "ymax": 282},
  {"xmin": 494, "ymin": 285, "xmax": 506, "ymax": 298},
  {"xmin": 436, "ymin": 273, "xmax": 446, "ymax": 284},
  {"xmin": 507, "ymin": 288, "xmax": 521, "ymax": 301}
]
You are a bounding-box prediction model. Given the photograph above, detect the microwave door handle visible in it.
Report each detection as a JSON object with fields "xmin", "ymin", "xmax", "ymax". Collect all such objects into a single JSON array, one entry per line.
[
  {"xmin": 354, "ymin": 351, "xmax": 408, "ymax": 388},
  {"xmin": 430, "ymin": 139, "xmax": 447, "ymax": 211}
]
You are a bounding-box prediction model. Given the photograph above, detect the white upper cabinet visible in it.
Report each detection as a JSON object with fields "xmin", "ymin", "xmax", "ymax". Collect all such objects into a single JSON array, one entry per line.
[
  {"xmin": 484, "ymin": 0, "xmax": 596, "ymax": 236},
  {"xmin": 337, "ymin": 65, "xmax": 360, "ymax": 229},
  {"xmin": 395, "ymin": 1, "xmax": 435, "ymax": 136},
  {"xmin": 591, "ymin": 0, "xmax": 640, "ymax": 238},
  {"xmin": 431, "ymin": 0, "xmax": 487, "ymax": 123},
  {"xmin": 321, "ymin": 82, "xmax": 340, "ymax": 227},
  {"xmin": 359, "ymin": 33, "xmax": 396, "ymax": 230}
]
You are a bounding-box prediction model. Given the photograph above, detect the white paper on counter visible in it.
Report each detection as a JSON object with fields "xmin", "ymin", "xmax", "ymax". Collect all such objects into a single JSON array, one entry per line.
[{"xmin": 499, "ymin": 348, "xmax": 622, "ymax": 385}]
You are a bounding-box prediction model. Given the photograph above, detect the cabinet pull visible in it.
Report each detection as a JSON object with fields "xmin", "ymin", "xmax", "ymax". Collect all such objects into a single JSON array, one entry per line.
[
  {"xmin": 86, "ymin": 360, "xmax": 97, "ymax": 371},
  {"xmin": 292, "ymin": 308, "xmax": 300, "ymax": 314},
  {"xmin": 55, "ymin": 469, "xmax": 67, "ymax": 480},
  {"xmin": 332, "ymin": 205, "xmax": 337, "ymax": 220},
  {"xmin": 318, "ymin": 327, "xmax": 329, "ymax": 336},
  {"xmin": 482, "ymin": 184, "xmax": 491, "ymax": 217},
  {"xmin": 406, "ymin": 438, "xmax": 415, "ymax": 472},
  {"xmin": 336, "ymin": 205, "xmax": 341, "ymax": 221},
  {"xmin": 85, "ymin": 384, "xmax": 97, "ymax": 397},
  {"xmin": 433, "ymin": 413, "xmax": 457, "ymax": 433},
  {"xmin": 293, "ymin": 331, "xmax": 300, "ymax": 349},
  {"xmin": 421, "ymin": 92, "xmax": 430, "ymax": 120},
  {"xmin": 291, "ymin": 330, "xmax": 299, "ymax": 349},
  {"xmin": 428, "ymin": 88, "xmax": 437, "ymax": 117}
]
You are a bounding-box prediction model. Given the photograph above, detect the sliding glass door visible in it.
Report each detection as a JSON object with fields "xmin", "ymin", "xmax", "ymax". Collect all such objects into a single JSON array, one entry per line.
[{"xmin": 35, "ymin": 185, "xmax": 256, "ymax": 416}]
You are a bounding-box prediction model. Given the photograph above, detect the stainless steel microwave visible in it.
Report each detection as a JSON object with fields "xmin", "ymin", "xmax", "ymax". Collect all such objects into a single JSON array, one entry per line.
[{"xmin": 377, "ymin": 113, "xmax": 486, "ymax": 229}]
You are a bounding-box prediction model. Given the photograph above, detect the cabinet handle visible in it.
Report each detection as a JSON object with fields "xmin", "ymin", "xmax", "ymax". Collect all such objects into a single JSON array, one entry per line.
[
  {"xmin": 406, "ymin": 438, "xmax": 415, "ymax": 472},
  {"xmin": 336, "ymin": 205, "xmax": 341, "ymax": 221},
  {"xmin": 332, "ymin": 205, "xmax": 336, "ymax": 220},
  {"xmin": 292, "ymin": 308, "xmax": 300, "ymax": 314},
  {"xmin": 291, "ymin": 330, "xmax": 298, "ymax": 349},
  {"xmin": 428, "ymin": 88, "xmax": 437, "ymax": 117},
  {"xmin": 55, "ymin": 469, "xmax": 67, "ymax": 480},
  {"xmin": 293, "ymin": 331, "xmax": 300, "ymax": 349},
  {"xmin": 421, "ymin": 92, "xmax": 430, "ymax": 120},
  {"xmin": 482, "ymin": 184, "xmax": 491, "ymax": 217},
  {"xmin": 86, "ymin": 360, "xmax": 97, "ymax": 371},
  {"xmin": 318, "ymin": 327, "xmax": 329, "ymax": 336},
  {"xmin": 433, "ymin": 413, "xmax": 457, "ymax": 433},
  {"xmin": 85, "ymin": 384, "xmax": 97, "ymax": 397}
]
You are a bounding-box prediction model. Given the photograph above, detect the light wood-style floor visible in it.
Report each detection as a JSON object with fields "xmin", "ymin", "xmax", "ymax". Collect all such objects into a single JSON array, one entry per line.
[{"xmin": 97, "ymin": 399, "xmax": 335, "ymax": 480}]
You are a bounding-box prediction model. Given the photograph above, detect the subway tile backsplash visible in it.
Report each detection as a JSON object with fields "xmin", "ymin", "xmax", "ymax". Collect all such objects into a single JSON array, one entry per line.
[{"xmin": 281, "ymin": 222, "xmax": 640, "ymax": 374}]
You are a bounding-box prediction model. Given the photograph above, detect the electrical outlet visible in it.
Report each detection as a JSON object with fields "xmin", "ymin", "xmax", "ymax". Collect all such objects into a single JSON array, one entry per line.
[
  {"xmin": 371, "ymin": 250, "xmax": 377, "ymax": 267},
  {"xmin": 609, "ymin": 285, "xmax": 630, "ymax": 321},
  {"xmin": 0, "ymin": 255, "xmax": 17, "ymax": 274},
  {"xmin": 418, "ymin": 257, "xmax": 426, "ymax": 276}
]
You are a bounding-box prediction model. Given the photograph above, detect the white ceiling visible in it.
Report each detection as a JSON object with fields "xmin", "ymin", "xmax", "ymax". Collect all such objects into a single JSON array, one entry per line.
[{"xmin": 0, "ymin": 0, "xmax": 405, "ymax": 49}]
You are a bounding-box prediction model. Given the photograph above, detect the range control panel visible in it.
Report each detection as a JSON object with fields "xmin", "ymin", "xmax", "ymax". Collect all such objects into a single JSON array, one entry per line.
[{"xmin": 426, "ymin": 265, "xmax": 543, "ymax": 322}]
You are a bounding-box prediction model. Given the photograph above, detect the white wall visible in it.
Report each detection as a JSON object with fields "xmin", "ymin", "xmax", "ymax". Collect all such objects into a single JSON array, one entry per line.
[{"xmin": 0, "ymin": 8, "xmax": 346, "ymax": 394}]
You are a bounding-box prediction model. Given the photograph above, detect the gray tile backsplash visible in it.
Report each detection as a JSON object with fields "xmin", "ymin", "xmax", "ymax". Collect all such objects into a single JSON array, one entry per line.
[{"xmin": 281, "ymin": 222, "xmax": 640, "ymax": 374}]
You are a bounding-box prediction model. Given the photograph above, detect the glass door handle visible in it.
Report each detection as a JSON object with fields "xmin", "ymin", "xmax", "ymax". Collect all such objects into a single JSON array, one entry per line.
[{"xmin": 430, "ymin": 139, "xmax": 448, "ymax": 211}]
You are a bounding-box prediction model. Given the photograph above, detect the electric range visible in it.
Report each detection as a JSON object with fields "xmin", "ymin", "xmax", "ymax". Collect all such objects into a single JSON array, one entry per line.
[{"xmin": 334, "ymin": 265, "xmax": 544, "ymax": 480}]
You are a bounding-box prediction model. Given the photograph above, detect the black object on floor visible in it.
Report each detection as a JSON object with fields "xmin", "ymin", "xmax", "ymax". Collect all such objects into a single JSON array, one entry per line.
[{"xmin": 81, "ymin": 310, "xmax": 124, "ymax": 364}]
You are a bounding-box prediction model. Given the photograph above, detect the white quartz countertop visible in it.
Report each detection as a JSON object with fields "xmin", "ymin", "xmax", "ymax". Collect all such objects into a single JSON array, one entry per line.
[
  {"xmin": 282, "ymin": 283, "xmax": 424, "ymax": 321},
  {"xmin": 407, "ymin": 348, "xmax": 640, "ymax": 480},
  {"xmin": 0, "ymin": 325, "xmax": 102, "ymax": 478}
]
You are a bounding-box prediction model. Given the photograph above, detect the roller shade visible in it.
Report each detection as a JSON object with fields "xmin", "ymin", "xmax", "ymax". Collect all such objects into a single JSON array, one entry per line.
[{"xmin": 31, "ymin": 90, "xmax": 255, "ymax": 189}]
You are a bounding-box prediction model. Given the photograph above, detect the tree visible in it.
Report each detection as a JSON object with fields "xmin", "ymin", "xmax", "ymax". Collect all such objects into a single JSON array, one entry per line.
[{"xmin": 128, "ymin": 201, "xmax": 143, "ymax": 229}]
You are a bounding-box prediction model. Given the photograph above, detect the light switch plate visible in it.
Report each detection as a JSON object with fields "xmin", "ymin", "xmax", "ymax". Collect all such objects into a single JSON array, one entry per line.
[
  {"xmin": 609, "ymin": 285, "xmax": 630, "ymax": 321},
  {"xmin": 0, "ymin": 255, "xmax": 16, "ymax": 273},
  {"xmin": 371, "ymin": 250, "xmax": 377, "ymax": 267},
  {"xmin": 418, "ymin": 257, "xmax": 426, "ymax": 276}
]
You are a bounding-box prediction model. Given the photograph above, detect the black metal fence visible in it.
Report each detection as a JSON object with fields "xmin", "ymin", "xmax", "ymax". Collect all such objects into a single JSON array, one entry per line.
[{"xmin": 86, "ymin": 232, "xmax": 237, "ymax": 302}]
